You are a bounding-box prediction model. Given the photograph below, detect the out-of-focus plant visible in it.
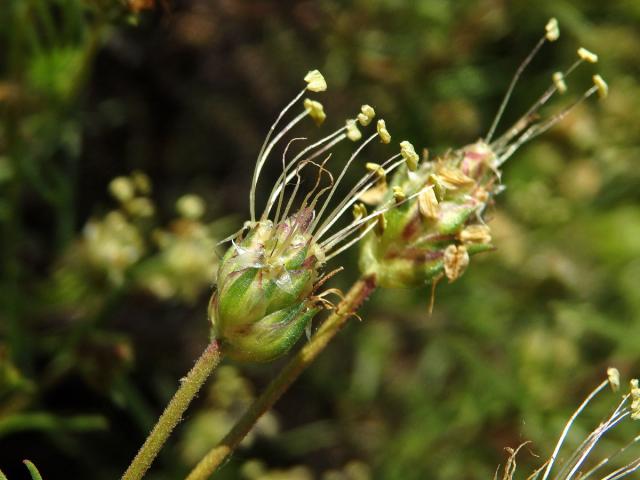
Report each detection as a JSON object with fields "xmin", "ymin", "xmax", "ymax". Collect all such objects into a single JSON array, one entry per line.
[{"xmin": 496, "ymin": 369, "xmax": 640, "ymax": 480}]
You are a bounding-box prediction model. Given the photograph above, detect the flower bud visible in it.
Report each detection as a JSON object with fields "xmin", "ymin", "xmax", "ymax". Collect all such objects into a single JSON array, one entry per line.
[{"xmin": 209, "ymin": 209, "xmax": 323, "ymax": 362}]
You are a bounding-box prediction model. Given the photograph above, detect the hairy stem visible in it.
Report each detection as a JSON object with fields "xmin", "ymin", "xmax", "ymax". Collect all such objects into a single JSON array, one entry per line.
[
  {"xmin": 184, "ymin": 274, "xmax": 378, "ymax": 480},
  {"xmin": 122, "ymin": 340, "xmax": 223, "ymax": 480}
]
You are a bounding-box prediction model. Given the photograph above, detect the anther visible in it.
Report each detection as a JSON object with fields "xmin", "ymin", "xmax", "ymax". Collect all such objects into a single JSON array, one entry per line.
[
  {"xmin": 418, "ymin": 187, "xmax": 439, "ymax": 219},
  {"xmin": 392, "ymin": 186, "xmax": 406, "ymax": 203},
  {"xmin": 304, "ymin": 70, "xmax": 327, "ymax": 92},
  {"xmin": 578, "ymin": 47, "xmax": 598, "ymax": 63},
  {"xmin": 304, "ymin": 99, "xmax": 326, "ymax": 126},
  {"xmin": 377, "ymin": 119, "xmax": 391, "ymax": 144},
  {"xmin": 552, "ymin": 72, "xmax": 567, "ymax": 94},
  {"xmin": 545, "ymin": 18, "xmax": 560, "ymax": 42},
  {"xmin": 400, "ymin": 140, "xmax": 419, "ymax": 171},
  {"xmin": 357, "ymin": 104, "xmax": 376, "ymax": 126},
  {"xmin": 346, "ymin": 119, "xmax": 362, "ymax": 141},
  {"xmin": 593, "ymin": 74, "xmax": 608, "ymax": 99}
]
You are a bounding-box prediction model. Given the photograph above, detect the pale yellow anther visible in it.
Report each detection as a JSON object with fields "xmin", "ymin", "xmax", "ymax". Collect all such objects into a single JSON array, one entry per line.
[
  {"xmin": 459, "ymin": 225, "xmax": 492, "ymax": 245},
  {"xmin": 304, "ymin": 98, "xmax": 326, "ymax": 126},
  {"xmin": 377, "ymin": 119, "xmax": 391, "ymax": 144},
  {"xmin": 607, "ymin": 367, "xmax": 620, "ymax": 392},
  {"xmin": 304, "ymin": 70, "xmax": 327, "ymax": 92},
  {"xmin": 400, "ymin": 140, "xmax": 419, "ymax": 172},
  {"xmin": 552, "ymin": 72, "xmax": 567, "ymax": 94},
  {"xmin": 352, "ymin": 202, "xmax": 367, "ymax": 221},
  {"xmin": 418, "ymin": 187, "xmax": 439, "ymax": 219},
  {"xmin": 366, "ymin": 162, "xmax": 386, "ymax": 184},
  {"xmin": 443, "ymin": 245, "xmax": 469, "ymax": 282},
  {"xmin": 593, "ymin": 74, "xmax": 608, "ymax": 99},
  {"xmin": 357, "ymin": 104, "xmax": 376, "ymax": 126},
  {"xmin": 109, "ymin": 176, "xmax": 135, "ymax": 203},
  {"xmin": 578, "ymin": 47, "xmax": 598, "ymax": 63},
  {"xmin": 545, "ymin": 18, "xmax": 560, "ymax": 42},
  {"xmin": 374, "ymin": 213, "xmax": 387, "ymax": 236},
  {"xmin": 346, "ymin": 119, "xmax": 362, "ymax": 141},
  {"xmin": 392, "ymin": 186, "xmax": 406, "ymax": 203}
]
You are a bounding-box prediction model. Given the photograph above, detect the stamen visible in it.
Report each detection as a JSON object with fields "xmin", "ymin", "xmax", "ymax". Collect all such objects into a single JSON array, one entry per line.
[
  {"xmin": 491, "ymin": 50, "xmax": 585, "ymax": 151},
  {"xmin": 393, "ymin": 186, "xmax": 406, "ymax": 203},
  {"xmin": 545, "ymin": 17, "xmax": 560, "ymax": 42},
  {"xmin": 320, "ymin": 184, "xmax": 428, "ymax": 251},
  {"xmin": 377, "ymin": 119, "xmax": 391, "ymax": 144},
  {"xmin": 352, "ymin": 203, "xmax": 367, "ymax": 221},
  {"xmin": 315, "ymin": 155, "xmax": 404, "ymax": 240},
  {"xmin": 485, "ymin": 20, "xmax": 551, "ymax": 143},
  {"xmin": 552, "ymin": 72, "xmax": 567, "ymax": 94},
  {"xmin": 540, "ymin": 380, "xmax": 609, "ymax": 480},
  {"xmin": 304, "ymin": 98, "xmax": 326, "ymax": 126},
  {"xmin": 274, "ymin": 137, "xmax": 307, "ymax": 224},
  {"xmin": 593, "ymin": 74, "xmax": 609, "ymax": 99},
  {"xmin": 400, "ymin": 140, "xmax": 419, "ymax": 171},
  {"xmin": 357, "ymin": 104, "xmax": 376, "ymax": 126},
  {"xmin": 346, "ymin": 119, "xmax": 362, "ymax": 141},
  {"xmin": 324, "ymin": 221, "xmax": 377, "ymax": 262},
  {"xmin": 562, "ymin": 410, "xmax": 631, "ymax": 480},
  {"xmin": 250, "ymin": 87, "xmax": 307, "ymax": 222},
  {"xmin": 578, "ymin": 47, "xmax": 598, "ymax": 63},
  {"xmin": 304, "ymin": 69, "xmax": 327, "ymax": 92},
  {"xmin": 310, "ymin": 132, "xmax": 379, "ymax": 233},
  {"xmin": 496, "ymin": 84, "xmax": 599, "ymax": 165},
  {"xmin": 365, "ymin": 162, "xmax": 387, "ymax": 186},
  {"xmin": 418, "ymin": 186, "xmax": 439, "ymax": 219}
]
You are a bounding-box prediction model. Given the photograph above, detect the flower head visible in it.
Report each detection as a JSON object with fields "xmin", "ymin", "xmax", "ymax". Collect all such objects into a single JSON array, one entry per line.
[
  {"xmin": 211, "ymin": 71, "xmax": 420, "ymax": 362},
  {"xmin": 358, "ymin": 18, "xmax": 607, "ymax": 291}
]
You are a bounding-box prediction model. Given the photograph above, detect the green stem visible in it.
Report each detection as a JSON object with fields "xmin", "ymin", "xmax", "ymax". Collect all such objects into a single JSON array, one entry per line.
[
  {"xmin": 122, "ymin": 340, "xmax": 223, "ymax": 480},
  {"xmin": 184, "ymin": 274, "xmax": 377, "ymax": 480}
]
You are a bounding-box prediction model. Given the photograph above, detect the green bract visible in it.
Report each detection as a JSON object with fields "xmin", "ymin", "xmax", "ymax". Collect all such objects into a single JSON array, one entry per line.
[{"xmin": 209, "ymin": 209, "xmax": 323, "ymax": 362}]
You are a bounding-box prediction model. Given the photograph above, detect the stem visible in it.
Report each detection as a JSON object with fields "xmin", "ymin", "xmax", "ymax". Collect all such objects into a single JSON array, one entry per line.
[
  {"xmin": 122, "ymin": 340, "xmax": 223, "ymax": 480},
  {"xmin": 184, "ymin": 275, "xmax": 378, "ymax": 480}
]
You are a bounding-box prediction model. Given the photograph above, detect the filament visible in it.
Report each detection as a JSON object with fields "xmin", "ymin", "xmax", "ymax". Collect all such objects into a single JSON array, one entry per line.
[{"xmin": 250, "ymin": 87, "xmax": 307, "ymax": 222}]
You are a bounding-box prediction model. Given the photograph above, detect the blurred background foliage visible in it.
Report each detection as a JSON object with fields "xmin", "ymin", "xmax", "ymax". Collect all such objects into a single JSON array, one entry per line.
[{"xmin": 1, "ymin": 0, "xmax": 639, "ymax": 478}]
